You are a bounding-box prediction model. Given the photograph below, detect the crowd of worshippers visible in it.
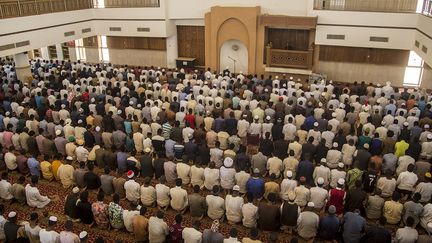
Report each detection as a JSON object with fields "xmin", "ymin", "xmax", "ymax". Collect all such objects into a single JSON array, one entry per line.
[{"xmin": 0, "ymin": 59, "xmax": 432, "ymax": 242}]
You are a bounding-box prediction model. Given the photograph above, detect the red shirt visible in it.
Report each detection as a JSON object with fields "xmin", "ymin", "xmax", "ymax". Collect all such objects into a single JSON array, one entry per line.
[
  {"xmin": 168, "ymin": 223, "xmax": 184, "ymax": 243},
  {"xmin": 184, "ymin": 114, "xmax": 196, "ymax": 129},
  {"xmin": 328, "ymin": 188, "xmax": 346, "ymax": 214}
]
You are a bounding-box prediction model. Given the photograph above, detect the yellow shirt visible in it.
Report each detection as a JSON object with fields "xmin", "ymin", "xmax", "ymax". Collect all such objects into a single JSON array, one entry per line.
[
  {"xmin": 51, "ymin": 160, "xmax": 62, "ymax": 181},
  {"xmin": 394, "ymin": 140, "xmax": 409, "ymax": 157},
  {"xmin": 264, "ymin": 181, "xmax": 280, "ymax": 200},
  {"xmin": 40, "ymin": 161, "xmax": 53, "ymax": 181},
  {"xmin": 383, "ymin": 200, "xmax": 403, "ymax": 224}
]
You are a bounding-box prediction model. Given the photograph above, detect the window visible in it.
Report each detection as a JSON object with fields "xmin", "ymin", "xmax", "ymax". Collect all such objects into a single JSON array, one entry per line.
[
  {"xmin": 75, "ymin": 39, "xmax": 86, "ymax": 61},
  {"xmin": 99, "ymin": 35, "xmax": 110, "ymax": 62},
  {"xmin": 403, "ymin": 51, "xmax": 424, "ymax": 86}
]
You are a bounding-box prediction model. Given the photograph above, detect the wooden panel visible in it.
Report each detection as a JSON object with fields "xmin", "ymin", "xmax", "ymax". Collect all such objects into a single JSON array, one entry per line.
[
  {"xmin": 319, "ymin": 45, "xmax": 409, "ymax": 65},
  {"xmin": 177, "ymin": 26, "xmax": 205, "ymax": 66},
  {"xmin": 260, "ymin": 15, "xmax": 317, "ymax": 29},
  {"xmin": 267, "ymin": 28, "xmax": 310, "ymax": 51},
  {"xmin": 83, "ymin": 36, "xmax": 98, "ymax": 47},
  {"xmin": 107, "ymin": 36, "xmax": 166, "ymax": 50}
]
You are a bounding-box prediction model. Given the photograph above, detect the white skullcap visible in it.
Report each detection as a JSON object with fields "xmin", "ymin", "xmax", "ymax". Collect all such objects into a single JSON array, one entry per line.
[
  {"xmin": 72, "ymin": 187, "xmax": 79, "ymax": 193},
  {"xmin": 233, "ymin": 185, "xmax": 240, "ymax": 191},
  {"xmin": 78, "ymin": 108, "xmax": 83, "ymax": 113},
  {"xmin": 49, "ymin": 216, "xmax": 58, "ymax": 222},
  {"xmin": 286, "ymin": 170, "xmax": 293, "ymax": 178},
  {"xmin": 264, "ymin": 88, "xmax": 269, "ymax": 92},
  {"xmin": 55, "ymin": 130, "xmax": 61, "ymax": 136},
  {"xmin": 329, "ymin": 80, "xmax": 333, "ymax": 84},
  {"xmin": 332, "ymin": 112, "xmax": 336, "ymax": 118},
  {"xmin": 338, "ymin": 162, "xmax": 344, "ymax": 168},
  {"xmin": 425, "ymin": 124, "xmax": 430, "ymax": 129},
  {"xmin": 381, "ymin": 121, "xmax": 386, "ymax": 126},
  {"xmin": 117, "ymin": 110, "xmax": 122, "ymax": 115},
  {"xmin": 318, "ymin": 102, "xmax": 323, "ymax": 107},
  {"xmin": 129, "ymin": 101, "xmax": 134, "ymax": 105},
  {"xmin": 242, "ymin": 114, "xmax": 247, "ymax": 118},
  {"xmin": 266, "ymin": 116, "xmax": 271, "ymax": 121},
  {"xmin": 333, "ymin": 142, "xmax": 338, "ymax": 148},
  {"xmin": 77, "ymin": 119, "xmax": 83, "ymax": 124},
  {"xmin": 339, "ymin": 103, "xmax": 345, "ymax": 109},
  {"xmin": 61, "ymin": 104, "xmax": 66, "ymax": 109},
  {"xmin": 79, "ymin": 231, "xmax": 88, "ymax": 239},
  {"xmin": 95, "ymin": 126, "xmax": 100, "ymax": 132},
  {"xmin": 314, "ymin": 122, "xmax": 319, "ymax": 127},
  {"xmin": 331, "ymin": 94, "xmax": 336, "ymax": 98},
  {"xmin": 224, "ymin": 157, "xmax": 234, "ymax": 168},
  {"xmin": 66, "ymin": 156, "xmax": 73, "ymax": 161},
  {"xmin": 289, "ymin": 76, "xmax": 293, "ymax": 80},
  {"xmin": 317, "ymin": 177, "xmax": 324, "ymax": 185},
  {"xmin": 337, "ymin": 178, "xmax": 345, "ymax": 185},
  {"xmin": 8, "ymin": 212, "xmax": 16, "ymax": 218},
  {"xmin": 403, "ymin": 122, "xmax": 409, "ymax": 126},
  {"xmin": 5, "ymin": 111, "xmax": 10, "ymax": 116},
  {"xmin": 363, "ymin": 143, "xmax": 370, "ymax": 149},
  {"xmin": 137, "ymin": 104, "xmax": 142, "ymax": 108},
  {"xmin": 254, "ymin": 115, "xmax": 259, "ymax": 120},
  {"xmin": 321, "ymin": 158, "xmax": 327, "ymax": 163},
  {"xmin": 144, "ymin": 147, "xmax": 151, "ymax": 153},
  {"xmin": 91, "ymin": 98, "xmax": 95, "ymax": 103},
  {"xmin": 253, "ymin": 168, "xmax": 260, "ymax": 174},
  {"xmin": 377, "ymin": 83, "xmax": 381, "ymax": 87},
  {"xmin": 307, "ymin": 202, "xmax": 315, "ymax": 207},
  {"xmin": 427, "ymin": 134, "xmax": 432, "ymax": 140}
]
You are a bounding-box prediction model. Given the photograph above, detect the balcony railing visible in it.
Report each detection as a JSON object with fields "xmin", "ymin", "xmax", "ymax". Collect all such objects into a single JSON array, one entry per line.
[
  {"xmin": 0, "ymin": 0, "xmax": 160, "ymax": 19},
  {"xmin": 423, "ymin": 0, "xmax": 432, "ymax": 15},
  {"xmin": 94, "ymin": 0, "xmax": 160, "ymax": 8},
  {"xmin": 313, "ymin": 0, "xmax": 418, "ymax": 12},
  {"xmin": 266, "ymin": 46, "xmax": 313, "ymax": 70}
]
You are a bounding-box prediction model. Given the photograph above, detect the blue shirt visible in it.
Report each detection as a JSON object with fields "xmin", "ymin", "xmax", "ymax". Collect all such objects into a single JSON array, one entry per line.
[
  {"xmin": 246, "ymin": 177, "xmax": 265, "ymax": 199},
  {"xmin": 27, "ymin": 157, "xmax": 40, "ymax": 176},
  {"xmin": 116, "ymin": 152, "xmax": 128, "ymax": 172},
  {"xmin": 319, "ymin": 215, "xmax": 340, "ymax": 240},
  {"xmin": 123, "ymin": 121, "xmax": 132, "ymax": 135}
]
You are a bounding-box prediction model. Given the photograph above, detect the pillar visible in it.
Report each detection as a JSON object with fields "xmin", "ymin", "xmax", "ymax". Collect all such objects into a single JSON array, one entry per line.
[
  {"xmin": 14, "ymin": 52, "xmax": 32, "ymax": 84},
  {"xmin": 56, "ymin": 44, "xmax": 64, "ymax": 60}
]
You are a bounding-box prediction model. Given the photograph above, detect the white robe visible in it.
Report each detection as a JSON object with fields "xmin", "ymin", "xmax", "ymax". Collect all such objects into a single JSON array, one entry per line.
[{"xmin": 25, "ymin": 184, "xmax": 50, "ymax": 208}]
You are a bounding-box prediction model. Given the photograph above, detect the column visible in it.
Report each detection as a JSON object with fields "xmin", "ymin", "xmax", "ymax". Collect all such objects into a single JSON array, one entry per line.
[
  {"xmin": 165, "ymin": 21, "xmax": 178, "ymax": 68},
  {"xmin": 56, "ymin": 44, "xmax": 64, "ymax": 60},
  {"xmin": 14, "ymin": 52, "xmax": 32, "ymax": 84},
  {"xmin": 40, "ymin": 47, "xmax": 49, "ymax": 60}
]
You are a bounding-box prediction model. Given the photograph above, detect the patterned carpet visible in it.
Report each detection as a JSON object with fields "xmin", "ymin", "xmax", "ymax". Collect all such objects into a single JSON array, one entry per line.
[{"xmin": 3, "ymin": 167, "xmax": 300, "ymax": 243}]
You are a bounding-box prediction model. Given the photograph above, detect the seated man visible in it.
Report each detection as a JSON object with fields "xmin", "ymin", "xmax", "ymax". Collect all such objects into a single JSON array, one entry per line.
[{"xmin": 25, "ymin": 175, "xmax": 51, "ymax": 208}]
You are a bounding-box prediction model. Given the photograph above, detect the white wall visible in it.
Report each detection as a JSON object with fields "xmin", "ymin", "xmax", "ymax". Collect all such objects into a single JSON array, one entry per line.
[
  {"xmin": 166, "ymin": 0, "xmax": 310, "ymax": 19},
  {"xmin": 220, "ymin": 40, "xmax": 248, "ymax": 74},
  {"xmin": 415, "ymin": 15, "xmax": 432, "ymax": 67},
  {"xmin": 313, "ymin": 11, "xmax": 418, "ymax": 50}
]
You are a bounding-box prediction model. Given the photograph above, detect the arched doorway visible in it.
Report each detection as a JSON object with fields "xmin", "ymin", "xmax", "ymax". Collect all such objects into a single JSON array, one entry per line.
[{"xmin": 219, "ymin": 39, "xmax": 248, "ymax": 74}]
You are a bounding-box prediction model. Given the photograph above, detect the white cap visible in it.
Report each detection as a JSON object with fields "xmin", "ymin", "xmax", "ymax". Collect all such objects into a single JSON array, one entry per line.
[
  {"xmin": 72, "ymin": 187, "xmax": 79, "ymax": 193},
  {"xmin": 55, "ymin": 130, "xmax": 61, "ymax": 136},
  {"xmin": 427, "ymin": 134, "xmax": 432, "ymax": 140},
  {"xmin": 425, "ymin": 124, "xmax": 430, "ymax": 129},
  {"xmin": 321, "ymin": 158, "xmax": 327, "ymax": 163},
  {"xmin": 61, "ymin": 104, "xmax": 66, "ymax": 109},
  {"xmin": 254, "ymin": 115, "xmax": 259, "ymax": 120},
  {"xmin": 79, "ymin": 231, "xmax": 88, "ymax": 239},
  {"xmin": 224, "ymin": 157, "xmax": 234, "ymax": 167},
  {"xmin": 8, "ymin": 212, "xmax": 16, "ymax": 218},
  {"xmin": 95, "ymin": 126, "xmax": 101, "ymax": 132},
  {"xmin": 337, "ymin": 178, "xmax": 345, "ymax": 185},
  {"xmin": 381, "ymin": 121, "xmax": 386, "ymax": 126},
  {"xmin": 137, "ymin": 104, "xmax": 142, "ymax": 108},
  {"xmin": 233, "ymin": 185, "xmax": 240, "ymax": 191},
  {"xmin": 91, "ymin": 98, "xmax": 95, "ymax": 103},
  {"xmin": 77, "ymin": 119, "xmax": 83, "ymax": 124},
  {"xmin": 363, "ymin": 143, "xmax": 370, "ymax": 149},
  {"xmin": 78, "ymin": 108, "xmax": 83, "ymax": 113},
  {"xmin": 49, "ymin": 216, "xmax": 58, "ymax": 222},
  {"xmin": 253, "ymin": 168, "xmax": 260, "ymax": 174},
  {"xmin": 403, "ymin": 122, "xmax": 409, "ymax": 127},
  {"xmin": 338, "ymin": 163, "xmax": 344, "ymax": 168},
  {"xmin": 289, "ymin": 76, "xmax": 293, "ymax": 80},
  {"xmin": 242, "ymin": 114, "xmax": 247, "ymax": 118},
  {"xmin": 264, "ymin": 88, "xmax": 269, "ymax": 92},
  {"xmin": 333, "ymin": 142, "xmax": 338, "ymax": 148},
  {"xmin": 314, "ymin": 122, "xmax": 319, "ymax": 127},
  {"xmin": 117, "ymin": 110, "xmax": 122, "ymax": 115},
  {"xmin": 332, "ymin": 112, "xmax": 336, "ymax": 118},
  {"xmin": 266, "ymin": 116, "xmax": 271, "ymax": 121},
  {"xmin": 5, "ymin": 111, "xmax": 10, "ymax": 116},
  {"xmin": 144, "ymin": 147, "xmax": 151, "ymax": 153},
  {"xmin": 318, "ymin": 102, "xmax": 323, "ymax": 107},
  {"xmin": 286, "ymin": 170, "xmax": 293, "ymax": 178},
  {"xmin": 317, "ymin": 177, "xmax": 324, "ymax": 185},
  {"xmin": 339, "ymin": 103, "xmax": 345, "ymax": 109},
  {"xmin": 307, "ymin": 202, "xmax": 315, "ymax": 207},
  {"xmin": 129, "ymin": 101, "xmax": 134, "ymax": 105},
  {"xmin": 66, "ymin": 156, "xmax": 73, "ymax": 161}
]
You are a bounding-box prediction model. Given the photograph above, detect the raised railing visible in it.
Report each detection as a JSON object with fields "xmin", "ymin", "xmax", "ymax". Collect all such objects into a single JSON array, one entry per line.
[
  {"xmin": 94, "ymin": 0, "xmax": 160, "ymax": 8},
  {"xmin": 423, "ymin": 0, "xmax": 432, "ymax": 15},
  {"xmin": 266, "ymin": 46, "xmax": 313, "ymax": 69},
  {"xmin": 0, "ymin": 0, "xmax": 92, "ymax": 18},
  {"xmin": 0, "ymin": 0, "xmax": 160, "ymax": 19},
  {"xmin": 313, "ymin": 0, "xmax": 418, "ymax": 12}
]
